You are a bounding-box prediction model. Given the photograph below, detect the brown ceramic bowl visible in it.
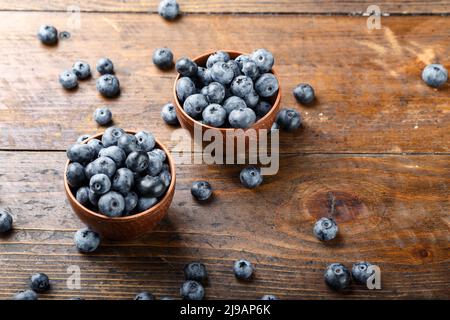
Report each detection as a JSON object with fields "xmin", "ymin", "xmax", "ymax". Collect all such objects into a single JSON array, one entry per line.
[
  {"xmin": 64, "ymin": 131, "xmax": 176, "ymax": 241},
  {"xmin": 173, "ymin": 50, "xmax": 281, "ymax": 147}
]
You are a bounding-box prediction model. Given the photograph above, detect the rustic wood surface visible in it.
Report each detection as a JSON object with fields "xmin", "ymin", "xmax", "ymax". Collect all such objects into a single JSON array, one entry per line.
[{"xmin": 0, "ymin": 1, "xmax": 449, "ymax": 300}]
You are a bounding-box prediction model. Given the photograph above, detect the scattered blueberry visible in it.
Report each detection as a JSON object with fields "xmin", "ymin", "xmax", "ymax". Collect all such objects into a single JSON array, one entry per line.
[
  {"xmin": 191, "ymin": 181, "xmax": 212, "ymax": 201},
  {"xmin": 161, "ymin": 103, "xmax": 179, "ymax": 125},
  {"xmin": 324, "ymin": 263, "xmax": 351, "ymax": 290},
  {"xmin": 176, "ymin": 57, "xmax": 198, "ymax": 77},
  {"xmin": 206, "ymin": 51, "xmax": 230, "ymax": 69},
  {"xmin": 251, "ymin": 49, "xmax": 274, "ymax": 73},
  {"xmin": 158, "ymin": 0, "xmax": 180, "ymax": 20},
  {"xmin": 351, "ymin": 262, "xmax": 373, "ymax": 284},
  {"xmin": 183, "ymin": 94, "xmax": 209, "ymax": 119},
  {"xmin": 13, "ymin": 290, "xmax": 38, "ymax": 300},
  {"xmin": 0, "ymin": 209, "xmax": 13, "ymax": 233},
  {"xmin": 98, "ymin": 191, "xmax": 125, "ymax": 217},
  {"xmin": 89, "ymin": 173, "xmax": 112, "ymax": 195},
  {"xmin": 96, "ymin": 74, "xmax": 120, "ymax": 98},
  {"xmin": 72, "ymin": 61, "xmax": 91, "ymax": 80},
  {"xmin": 240, "ymin": 166, "xmax": 263, "ymax": 189},
  {"xmin": 180, "ymin": 280, "xmax": 204, "ymax": 300},
  {"xmin": 135, "ymin": 131, "xmax": 156, "ymax": 152},
  {"xmin": 255, "ymin": 73, "xmax": 279, "ymax": 98},
  {"xmin": 135, "ymin": 292, "xmax": 155, "ymax": 300},
  {"xmin": 313, "ymin": 217, "xmax": 338, "ymax": 241},
  {"xmin": 229, "ymin": 107, "xmax": 256, "ymax": 129},
  {"xmin": 176, "ymin": 77, "xmax": 196, "ymax": 102},
  {"xmin": 422, "ymin": 64, "xmax": 448, "ymax": 88},
  {"xmin": 275, "ymin": 108, "xmax": 302, "ymax": 132},
  {"xmin": 66, "ymin": 162, "xmax": 87, "ymax": 188},
  {"xmin": 59, "ymin": 70, "xmax": 78, "ymax": 90},
  {"xmin": 203, "ymin": 104, "xmax": 227, "ymax": 127},
  {"xmin": 94, "ymin": 107, "xmax": 112, "ymax": 126},
  {"xmin": 233, "ymin": 259, "xmax": 254, "ymax": 280},
  {"xmin": 30, "ymin": 273, "xmax": 50, "ymax": 292},
  {"xmin": 293, "ymin": 83, "xmax": 315, "ymax": 104},
  {"xmin": 74, "ymin": 228, "xmax": 101, "ymax": 253},
  {"xmin": 184, "ymin": 262, "xmax": 208, "ymax": 283},
  {"xmin": 153, "ymin": 48, "xmax": 174, "ymax": 69},
  {"xmin": 37, "ymin": 25, "xmax": 58, "ymax": 45},
  {"xmin": 96, "ymin": 58, "xmax": 114, "ymax": 75}
]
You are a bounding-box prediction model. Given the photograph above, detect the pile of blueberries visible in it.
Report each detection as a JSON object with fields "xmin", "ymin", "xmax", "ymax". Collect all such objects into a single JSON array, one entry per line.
[{"xmin": 66, "ymin": 127, "xmax": 172, "ymax": 220}]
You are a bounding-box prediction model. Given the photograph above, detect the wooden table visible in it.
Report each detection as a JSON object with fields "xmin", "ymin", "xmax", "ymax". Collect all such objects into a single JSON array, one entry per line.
[{"xmin": 0, "ymin": 1, "xmax": 449, "ymax": 300}]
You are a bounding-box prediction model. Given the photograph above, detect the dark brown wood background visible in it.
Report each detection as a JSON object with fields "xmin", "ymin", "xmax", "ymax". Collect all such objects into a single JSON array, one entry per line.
[{"xmin": 0, "ymin": 1, "xmax": 449, "ymax": 300}]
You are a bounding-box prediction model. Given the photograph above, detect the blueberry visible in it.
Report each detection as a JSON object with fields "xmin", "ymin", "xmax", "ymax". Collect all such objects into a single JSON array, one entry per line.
[
  {"xmin": 184, "ymin": 262, "xmax": 208, "ymax": 283},
  {"xmin": 191, "ymin": 181, "xmax": 212, "ymax": 201},
  {"xmin": 176, "ymin": 57, "xmax": 198, "ymax": 77},
  {"xmin": 102, "ymin": 126, "xmax": 125, "ymax": 147},
  {"xmin": 137, "ymin": 175, "xmax": 166, "ymax": 197},
  {"xmin": 223, "ymin": 96, "xmax": 247, "ymax": 116},
  {"xmin": 147, "ymin": 152, "xmax": 163, "ymax": 176},
  {"xmin": 98, "ymin": 191, "xmax": 125, "ymax": 217},
  {"xmin": 205, "ymin": 82, "xmax": 226, "ymax": 104},
  {"xmin": 124, "ymin": 192, "xmax": 138, "ymax": 214},
  {"xmin": 136, "ymin": 197, "xmax": 158, "ymax": 212},
  {"xmin": 275, "ymin": 108, "xmax": 302, "ymax": 132},
  {"xmin": 159, "ymin": 169, "xmax": 172, "ymax": 188},
  {"xmin": 0, "ymin": 209, "xmax": 13, "ymax": 233},
  {"xmin": 255, "ymin": 101, "xmax": 272, "ymax": 118},
  {"xmin": 242, "ymin": 61, "xmax": 260, "ymax": 81},
  {"xmin": 67, "ymin": 143, "xmax": 94, "ymax": 163},
  {"xmin": 89, "ymin": 174, "xmax": 111, "ymax": 195},
  {"xmin": 251, "ymin": 49, "xmax": 274, "ymax": 73},
  {"xmin": 206, "ymin": 51, "xmax": 230, "ymax": 69},
  {"xmin": 231, "ymin": 75, "xmax": 254, "ymax": 98},
  {"xmin": 14, "ymin": 290, "xmax": 38, "ymax": 300},
  {"xmin": 229, "ymin": 107, "xmax": 256, "ymax": 129},
  {"xmin": 233, "ymin": 259, "xmax": 254, "ymax": 280},
  {"xmin": 126, "ymin": 151, "xmax": 150, "ymax": 173},
  {"xmin": 118, "ymin": 134, "xmax": 141, "ymax": 155},
  {"xmin": 135, "ymin": 292, "xmax": 155, "ymax": 300},
  {"xmin": 240, "ymin": 166, "xmax": 263, "ymax": 189},
  {"xmin": 93, "ymin": 107, "xmax": 112, "ymax": 126},
  {"xmin": 244, "ymin": 90, "xmax": 259, "ymax": 109},
  {"xmin": 161, "ymin": 103, "xmax": 179, "ymax": 125},
  {"xmin": 313, "ymin": 217, "xmax": 338, "ymax": 241},
  {"xmin": 59, "ymin": 70, "xmax": 78, "ymax": 89},
  {"xmin": 176, "ymin": 77, "xmax": 196, "ymax": 102},
  {"xmin": 74, "ymin": 228, "xmax": 101, "ymax": 253},
  {"xmin": 183, "ymin": 94, "xmax": 208, "ymax": 119},
  {"xmin": 351, "ymin": 262, "xmax": 373, "ymax": 284},
  {"xmin": 180, "ymin": 280, "xmax": 204, "ymax": 300},
  {"xmin": 135, "ymin": 131, "xmax": 155, "ymax": 152},
  {"xmin": 87, "ymin": 139, "xmax": 103, "ymax": 157},
  {"xmin": 96, "ymin": 58, "xmax": 114, "ymax": 75},
  {"xmin": 76, "ymin": 186, "xmax": 90, "ymax": 206},
  {"xmin": 261, "ymin": 295, "xmax": 278, "ymax": 300},
  {"xmin": 324, "ymin": 263, "xmax": 351, "ymax": 290},
  {"xmin": 197, "ymin": 67, "xmax": 213, "ymax": 86},
  {"xmin": 96, "ymin": 74, "xmax": 120, "ymax": 98},
  {"xmin": 202, "ymin": 104, "xmax": 227, "ymax": 127},
  {"xmin": 293, "ymin": 83, "xmax": 315, "ymax": 104},
  {"xmin": 210, "ymin": 61, "xmax": 234, "ymax": 85},
  {"xmin": 422, "ymin": 63, "xmax": 448, "ymax": 88},
  {"xmin": 30, "ymin": 273, "xmax": 50, "ymax": 292},
  {"xmin": 255, "ymin": 73, "xmax": 278, "ymax": 98},
  {"xmin": 158, "ymin": 0, "xmax": 180, "ymax": 20},
  {"xmin": 76, "ymin": 134, "xmax": 90, "ymax": 144},
  {"xmin": 112, "ymin": 168, "xmax": 134, "ymax": 194},
  {"xmin": 99, "ymin": 146, "xmax": 126, "ymax": 167},
  {"xmin": 72, "ymin": 61, "xmax": 91, "ymax": 80},
  {"xmin": 88, "ymin": 189, "xmax": 100, "ymax": 207},
  {"xmin": 153, "ymin": 47, "xmax": 174, "ymax": 69},
  {"xmin": 66, "ymin": 162, "xmax": 87, "ymax": 188},
  {"xmin": 86, "ymin": 156, "xmax": 116, "ymax": 179},
  {"xmin": 227, "ymin": 60, "xmax": 241, "ymax": 78},
  {"xmin": 37, "ymin": 25, "xmax": 58, "ymax": 45},
  {"xmin": 235, "ymin": 55, "xmax": 251, "ymax": 70}
]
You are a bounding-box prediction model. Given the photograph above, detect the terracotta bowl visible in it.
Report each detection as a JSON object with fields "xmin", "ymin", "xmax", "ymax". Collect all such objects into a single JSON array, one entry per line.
[
  {"xmin": 64, "ymin": 131, "xmax": 176, "ymax": 241},
  {"xmin": 173, "ymin": 50, "xmax": 281, "ymax": 148}
]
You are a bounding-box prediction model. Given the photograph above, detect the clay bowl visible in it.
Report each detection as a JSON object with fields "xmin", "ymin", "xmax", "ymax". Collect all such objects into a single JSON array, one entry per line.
[
  {"xmin": 64, "ymin": 131, "xmax": 176, "ymax": 241},
  {"xmin": 173, "ymin": 50, "xmax": 281, "ymax": 149}
]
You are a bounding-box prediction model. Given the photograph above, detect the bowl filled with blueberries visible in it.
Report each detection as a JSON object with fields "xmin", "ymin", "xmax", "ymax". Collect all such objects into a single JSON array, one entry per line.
[
  {"xmin": 64, "ymin": 127, "xmax": 176, "ymax": 240},
  {"xmin": 173, "ymin": 49, "xmax": 281, "ymax": 145}
]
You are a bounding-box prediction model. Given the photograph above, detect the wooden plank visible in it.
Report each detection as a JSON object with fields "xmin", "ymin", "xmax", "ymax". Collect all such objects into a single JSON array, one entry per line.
[
  {"xmin": 0, "ymin": 13, "xmax": 449, "ymax": 153},
  {"xmin": 0, "ymin": 0, "xmax": 449, "ymax": 14},
  {"xmin": 0, "ymin": 151, "xmax": 448, "ymax": 299}
]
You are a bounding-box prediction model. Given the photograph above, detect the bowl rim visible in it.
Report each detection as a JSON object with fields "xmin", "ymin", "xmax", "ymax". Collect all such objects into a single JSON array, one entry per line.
[
  {"xmin": 173, "ymin": 49, "xmax": 282, "ymax": 132},
  {"xmin": 63, "ymin": 130, "xmax": 176, "ymax": 221}
]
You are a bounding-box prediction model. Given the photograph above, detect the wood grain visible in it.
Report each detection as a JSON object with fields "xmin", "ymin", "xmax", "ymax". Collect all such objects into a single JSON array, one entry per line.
[
  {"xmin": 0, "ymin": 13, "xmax": 448, "ymax": 153},
  {"xmin": 0, "ymin": 151, "xmax": 448, "ymax": 299},
  {"xmin": 0, "ymin": 0, "xmax": 449, "ymax": 14}
]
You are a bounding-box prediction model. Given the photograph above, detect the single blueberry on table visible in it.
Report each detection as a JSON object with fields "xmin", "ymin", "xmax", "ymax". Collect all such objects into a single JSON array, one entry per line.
[
  {"xmin": 180, "ymin": 280, "xmax": 205, "ymax": 300},
  {"xmin": 231, "ymin": 75, "xmax": 254, "ymax": 98},
  {"xmin": 102, "ymin": 126, "xmax": 125, "ymax": 147},
  {"xmin": 123, "ymin": 191, "xmax": 138, "ymax": 215},
  {"xmin": 183, "ymin": 94, "xmax": 209, "ymax": 119},
  {"xmin": 30, "ymin": 273, "xmax": 50, "ymax": 292},
  {"xmin": 244, "ymin": 90, "xmax": 259, "ymax": 109},
  {"xmin": 197, "ymin": 67, "xmax": 213, "ymax": 86},
  {"xmin": 255, "ymin": 101, "xmax": 272, "ymax": 118},
  {"xmin": 251, "ymin": 49, "xmax": 274, "ymax": 73},
  {"xmin": 242, "ymin": 60, "xmax": 260, "ymax": 81},
  {"xmin": 229, "ymin": 107, "xmax": 256, "ymax": 129},
  {"xmin": 96, "ymin": 57, "xmax": 114, "ymax": 75},
  {"xmin": 136, "ymin": 196, "xmax": 158, "ymax": 212},
  {"xmin": 126, "ymin": 151, "xmax": 150, "ymax": 174},
  {"xmin": 324, "ymin": 263, "xmax": 351, "ymax": 290},
  {"xmin": 275, "ymin": 108, "xmax": 302, "ymax": 132},
  {"xmin": 98, "ymin": 191, "xmax": 125, "ymax": 217},
  {"xmin": 96, "ymin": 74, "xmax": 120, "ymax": 98},
  {"xmin": 206, "ymin": 51, "xmax": 230, "ymax": 69},
  {"xmin": 76, "ymin": 186, "xmax": 90, "ymax": 207},
  {"xmin": 184, "ymin": 262, "xmax": 208, "ymax": 283},
  {"xmin": 153, "ymin": 48, "xmax": 174, "ymax": 70},
  {"xmin": 176, "ymin": 77, "xmax": 196, "ymax": 102},
  {"xmin": 233, "ymin": 259, "xmax": 254, "ymax": 280},
  {"xmin": 351, "ymin": 262, "xmax": 373, "ymax": 284},
  {"xmin": 85, "ymin": 156, "xmax": 116, "ymax": 179},
  {"xmin": 240, "ymin": 166, "xmax": 263, "ymax": 189},
  {"xmin": 118, "ymin": 134, "xmax": 141, "ymax": 155},
  {"xmin": 422, "ymin": 64, "xmax": 448, "ymax": 88},
  {"xmin": 313, "ymin": 217, "xmax": 338, "ymax": 241},
  {"xmin": 66, "ymin": 162, "xmax": 87, "ymax": 188},
  {"xmin": 13, "ymin": 290, "xmax": 38, "ymax": 300},
  {"xmin": 191, "ymin": 181, "xmax": 212, "ymax": 201},
  {"xmin": 59, "ymin": 70, "xmax": 78, "ymax": 90},
  {"xmin": 112, "ymin": 168, "xmax": 134, "ymax": 195},
  {"xmin": 158, "ymin": 0, "xmax": 180, "ymax": 20},
  {"xmin": 134, "ymin": 292, "xmax": 155, "ymax": 300},
  {"xmin": 93, "ymin": 107, "xmax": 112, "ymax": 126},
  {"xmin": 205, "ymin": 82, "xmax": 226, "ymax": 104},
  {"xmin": 176, "ymin": 57, "xmax": 198, "ymax": 77},
  {"xmin": 136, "ymin": 175, "xmax": 166, "ymax": 198},
  {"xmin": 148, "ymin": 148, "xmax": 167, "ymax": 163},
  {"xmin": 0, "ymin": 209, "xmax": 13, "ymax": 233},
  {"xmin": 89, "ymin": 173, "xmax": 112, "ymax": 195},
  {"xmin": 255, "ymin": 73, "xmax": 279, "ymax": 98},
  {"xmin": 147, "ymin": 151, "xmax": 163, "ymax": 176},
  {"xmin": 223, "ymin": 96, "xmax": 247, "ymax": 116},
  {"xmin": 135, "ymin": 131, "xmax": 156, "ymax": 152},
  {"xmin": 235, "ymin": 54, "xmax": 251, "ymax": 70},
  {"xmin": 67, "ymin": 143, "xmax": 94, "ymax": 163},
  {"xmin": 161, "ymin": 103, "xmax": 179, "ymax": 125},
  {"xmin": 76, "ymin": 134, "xmax": 90, "ymax": 144},
  {"xmin": 293, "ymin": 83, "xmax": 315, "ymax": 104},
  {"xmin": 72, "ymin": 61, "xmax": 91, "ymax": 80},
  {"xmin": 87, "ymin": 139, "xmax": 103, "ymax": 157},
  {"xmin": 74, "ymin": 228, "xmax": 101, "ymax": 253},
  {"xmin": 261, "ymin": 295, "xmax": 278, "ymax": 300},
  {"xmin": 37, "ymin": 24, "xmax": 58, "ymax": 45},
  {"xmin": 210, "ymin": 61, "xmax": 235, "ymax": 85},
  {"xmin": 202, "ymin": 103, "xmax": 227, "ymax": 127}
]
